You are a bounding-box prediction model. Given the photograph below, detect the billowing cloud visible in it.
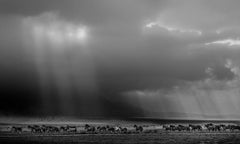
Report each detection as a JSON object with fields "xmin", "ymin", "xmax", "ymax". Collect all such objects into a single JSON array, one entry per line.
[
  {"xmin": 123, "ymin": 59, "xmax": 240, "ymax": 119},
  {"xmin": 22, "ymin": 12, "xmax": 88, "ymax": 48},
  {"xmin": 1, "ymin": 0, "xmax": 240, "ymax": 118},
  {"xmin": 205, "ymin": 39, "xmax": 240, "ymax": 47},
  {"xmin": 145, "ymin": 21, "xmax": 202, "ymax": 36},
  {"xmin": 205, "ymin": 67, "xmax": 215, "ymax": 78},
  {"xmin": 225, "ymin": 59, "xmax": 240, "ymax": 77}
]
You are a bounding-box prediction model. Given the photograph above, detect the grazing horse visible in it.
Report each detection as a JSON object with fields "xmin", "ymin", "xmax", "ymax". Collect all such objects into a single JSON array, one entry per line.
[
  {"xmin": 169, "ymin": 125, "xmax": 177, "ymax": 131},
  {"xmin": 177, "ymin": 125, "xmax": 190, "ymax": 131},
  {"xmin": 42, "ymin": 125, "xmax": 59, "ymax": 133},
  {"xmin": 214, "ymin": 125, "xmax": 221, "ymax": 131},
  {"xmin": 41, "ymin": 125, "xmax": 48, "ymax": 133},
  {"xmin": 28, "ymin": 125, "xmax": 42, "ymax": 133},
  {"xmin": 207, "ymin": 126, "xmax": 215, "ymax": 131},
  {"xmin": 177, "ymin": 125, "xmax": 184, "ymax": 131},
  {"xmin": 189, "ymin": 124, "xmax": 202, "ymax": 131},
  {"xmin": 134, "ymin": 125, "xmax": 143, "ymax": 132}
]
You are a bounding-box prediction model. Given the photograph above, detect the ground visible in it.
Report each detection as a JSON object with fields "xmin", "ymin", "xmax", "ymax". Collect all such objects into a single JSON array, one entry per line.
[{"xmin": 1, "ymin": 132, "xmax": 240, "ymax": 144}]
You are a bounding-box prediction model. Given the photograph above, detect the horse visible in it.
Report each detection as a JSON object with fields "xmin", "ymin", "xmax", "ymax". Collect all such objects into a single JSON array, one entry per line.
[
  {"xmin": 177, "ymin": 125, "xmax": 190, "ymax": 131},
  {"xmin": 134, "ymin": 125, "xmax": 143, "ymax": 132},
  {"xmin": 106, "ymin": 125, "xmax": 115, "ymax": 133},
  {"xmin": 163, "ymin": 125, "xmax": 171, "ymax": 131},
  {"xmin": 84, "ymin": 124, "xmax": 95, "ymax": 133},
  {"xmin": 66, "ymin": 125, "xmax": 77, "ymax": 133},
  {"xmin": 60, "ymin": 126, "xmax": 68, "ymax": 132},
  {"xmin": 120, "ymin": 127, "xmax": 128, "ymax": 133},
  {"xmin": 11, "ymin": 126, "xmax": 22, "ymax": 133},
  {"xmin": 28, "ymin": 125, "xmax": 42, "ymax": 133},
  {"xmin": 189, "ymin": 124, "xmax": 202, "ymax": 131},
  {"xmin": 114, "ymin": 126, "xmax": 121, "ymax": 133},
  {"xmin": 97, "ymin": 126, "xmax": 107, "ymax": 132}
]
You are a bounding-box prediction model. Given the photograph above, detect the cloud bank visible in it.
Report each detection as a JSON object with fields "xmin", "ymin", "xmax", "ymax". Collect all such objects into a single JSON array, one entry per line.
[
  {"xmin": 1, "ymin": 0, "xmax": 240, "ymax": 119},
  {"xmin": 123, "ymin": 59, "xmax": 240, "ymax": 119}
]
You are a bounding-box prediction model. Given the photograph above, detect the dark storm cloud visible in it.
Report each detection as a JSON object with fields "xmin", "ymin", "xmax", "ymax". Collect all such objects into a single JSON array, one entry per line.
[{"xmin": 1, "ymin": 0, "xmax": 240, "ymax": 119}]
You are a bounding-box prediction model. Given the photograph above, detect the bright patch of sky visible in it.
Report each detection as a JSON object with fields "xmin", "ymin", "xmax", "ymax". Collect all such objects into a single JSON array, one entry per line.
[
  {"xmin": 145, "ymin": 21, "xmax": 202, "ymax": 36},
  {"xmin": 205, "ymin": 39, "xmax": 240, "ymax": 46}
]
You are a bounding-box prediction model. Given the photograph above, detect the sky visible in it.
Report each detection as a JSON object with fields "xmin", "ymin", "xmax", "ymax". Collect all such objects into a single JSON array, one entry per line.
[{"xmin": 0, "ymin": 0, "xmax": 240, "ymax": 119}]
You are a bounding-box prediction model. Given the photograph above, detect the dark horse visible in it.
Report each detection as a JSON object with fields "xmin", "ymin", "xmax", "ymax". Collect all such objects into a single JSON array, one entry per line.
[{"xmin": 134, "ymin": 125, "xmax": 143, "ymax": 132}]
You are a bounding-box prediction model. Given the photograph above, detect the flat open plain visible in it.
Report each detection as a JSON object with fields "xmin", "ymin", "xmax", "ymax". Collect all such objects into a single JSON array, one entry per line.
[
  {"xmin": 0, "ymin": 118, "xmax": 240, "ymax": 144},
  {"xmin": 1, "ymin": 132, "xmax": 240, "ymax": 144}
]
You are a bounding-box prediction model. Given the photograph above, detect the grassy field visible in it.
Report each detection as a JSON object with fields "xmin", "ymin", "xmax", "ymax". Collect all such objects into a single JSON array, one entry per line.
[{"xmin": 1, "ymin": 132, "xmax": 240, "ymax": 144}]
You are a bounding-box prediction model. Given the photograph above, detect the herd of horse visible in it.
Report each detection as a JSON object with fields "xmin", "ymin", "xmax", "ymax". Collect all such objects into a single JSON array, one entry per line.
[
  {"xmin": 10, "ymin": 123, "xmax": 240, "ymax": 134},
  {"xmin": 10, "ymin": 124, "xmax": 143, "ymax": 134},
  {"xmin": 163, "ymin": 123, "xmax": 240, "ymax": 132}
]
